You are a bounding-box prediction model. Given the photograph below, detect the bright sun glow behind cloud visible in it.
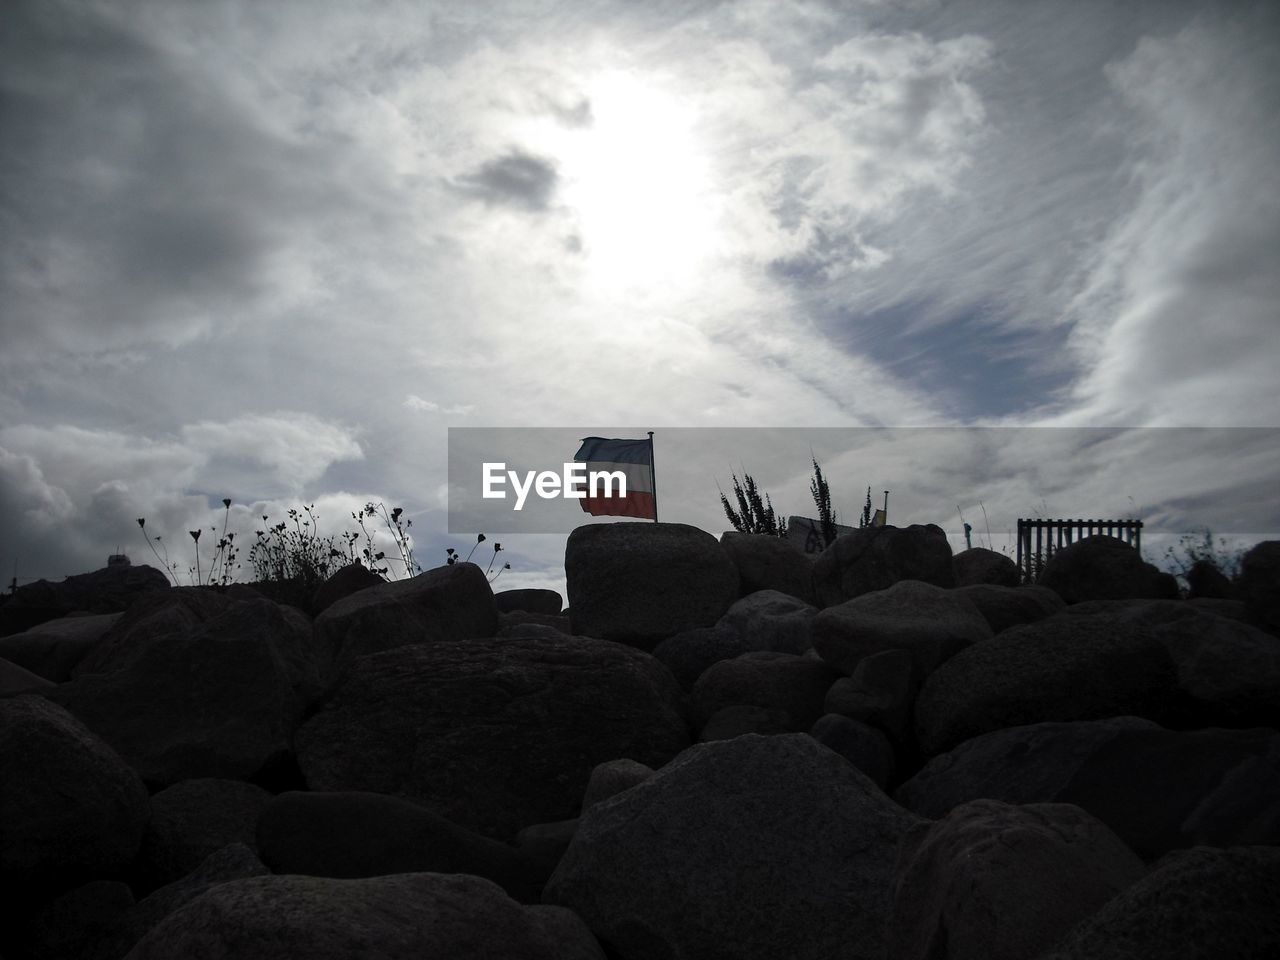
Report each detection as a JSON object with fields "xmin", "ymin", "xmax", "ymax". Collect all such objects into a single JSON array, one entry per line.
[{"xmin": 555, "ymin": 70, "xmax": 722, "ymax": 299}]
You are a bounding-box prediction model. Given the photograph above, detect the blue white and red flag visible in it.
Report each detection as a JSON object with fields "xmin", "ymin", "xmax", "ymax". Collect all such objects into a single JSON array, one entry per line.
[{"xmin": 573, "ymin": 436, "xmax": 656, "ymax": 519}]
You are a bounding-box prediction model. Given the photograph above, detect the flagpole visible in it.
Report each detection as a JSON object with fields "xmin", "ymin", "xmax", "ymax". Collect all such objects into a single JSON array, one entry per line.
[{"xmin": 648, "ymin": 430, "xmax": 658, "ymax": 522}]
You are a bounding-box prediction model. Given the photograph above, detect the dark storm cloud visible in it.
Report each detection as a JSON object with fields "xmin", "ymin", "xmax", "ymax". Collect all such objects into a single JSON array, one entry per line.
[
  {"xmin": 457, "ymin": 149, "xmax": 559, "ymax": 211},
  {"xmin": 0, "ymin": 0, "xmax": 381, "ymax": 359}
]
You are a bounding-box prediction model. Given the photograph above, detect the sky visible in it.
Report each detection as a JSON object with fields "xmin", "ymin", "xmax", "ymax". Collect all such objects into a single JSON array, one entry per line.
[{"xmin": 2, "ymin": 0, "xmax": 1277, "ymax": 597}]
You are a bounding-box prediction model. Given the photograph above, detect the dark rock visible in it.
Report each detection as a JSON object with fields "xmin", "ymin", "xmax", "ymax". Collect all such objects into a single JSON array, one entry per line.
[
  {"xmin": 0, "ymin": 612, "xmax": 121, "ymax": 681},
  {"xmin": 896, "ymin": 719, "xmax": 1280, "ymax": 858},
  {"xmin": 809, "ymin": 714, "xmax": 896, "ymax": 788},
  {"xmin": 953, "ymin": 547, "xmax": 1021, "ymax": 587},
  {"xmin": 121, "ymin": 843, "xmax": 269, "ymax": 956},
  {"xmin": 139, "ymin": 778, "xmax": 273, "ymax": 889},
  {"xmin": 718, "ymin": 531, "xmax": 816, "ymax": 603},
  {"xmin": 124, "ymin": 872, "xmax": 606, "ymax": 960},
  {"xmin": 812, "ymin": 523, "xmax": 955, "ymax": 607},
  {"xmin": 256, "ymin": 791, "xmax": 541, "ymax": 902},
  {"xmin": 515, "ymin": 819, "xmax": 579, "ymax": 881},
  {"xmin": 543, "ymin": 733, "xmax": 921, "ymax": 960},
  {"xmin": 691, "ymin": 651, "xmax": 839, "ymax": 730},
  {"xmin": 954, "ymin": 583, "xmax": 1065, "ymax": 635},
  {"xmin": 651, "ymin": 624, "xmax": 749, "ymax": 691},
  {"xmin": 73, "ymin": 588, "xmax": 237, "ymax": 677},
  {"xmin": 0, "ymin": 655, "xmax": 55, "ymax": 694},
  {"xmin": 914, "ymin": 613, "xmax": 1177, "ymax": 755},
  {"xmin": 1185, "ymin": 558, "xmax": 1236, "ymax": 599},
  {"xmin": 716, "ymin": 589, "xmax": 818, "ymax": 655},
  {"xmin": 52, "ymin": 598, "xmax": 318, "ymax": 786},
  {"xmin": 888, "ymin": 799, "xmax": 1145, "ymax": 960},
  {"xmin": 21, "ymin": 880, "xmax": 135, "ymax": 960},
  {"xmin": 495, "ymin": 588, "xmax": 563, "ymax": 615},
  {"xmin": 295, "ymin": 635, "xmax": 689, "ymax": 841},
  {"xmin": 1039, "ymin": 845, "xmax": 1280, "ymax": 960},
  {"xmin": 312, "ymin": 562, "xmax": 498, "ymax": 677},
  {"xmin": 824, "ymin": 648, "xmax": 917, "ymax": 744},
  {"xmin": 566, "ymin": 522, "xmax": 739, "ymax": 648},
  {"xmin": 1064, "ymin": 599, "xmax": 1280, "ymax": 728},
  {"xmin": 813, "ymin": 579, "xmax": 992, "ymax": 678},
  {"xmin": 1038, "ymin": 535, "xmax": 1178, "ymax": 604},
  {"xmin": 0, "ymin": 563, "xmax": 169, "ymax": 636},
  {"xmin": 309, "ymin": 562, "xmax": 384, "ymax": 615},
  {"xmin": 1238, "ymin": 540, "xmax": 1280, "ymax": 633},
  {"xmin": 699, "ymin": 704, "xmax": 795, "ymax": 741},
  {"xmin": 0, "ymin": 695, "xmax": 150, "ymax": 891},
  {"xmin": 581, "ymin": 759, "xmax": 654, "ymax": 811},
  {"xmin": 497, "ymin": 610, "xmax": 572, "ymax": 638}
]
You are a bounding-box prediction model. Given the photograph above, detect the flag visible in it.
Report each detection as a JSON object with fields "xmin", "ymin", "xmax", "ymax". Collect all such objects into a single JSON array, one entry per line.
[{"xmin": 573, "ymin": 436, "xmax": 656, "ymax": 519}]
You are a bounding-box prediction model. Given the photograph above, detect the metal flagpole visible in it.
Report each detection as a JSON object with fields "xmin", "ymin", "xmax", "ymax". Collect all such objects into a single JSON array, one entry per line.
[{"xmin": 648, "ymin": 431, "xmax": 658, "ymax": 522}]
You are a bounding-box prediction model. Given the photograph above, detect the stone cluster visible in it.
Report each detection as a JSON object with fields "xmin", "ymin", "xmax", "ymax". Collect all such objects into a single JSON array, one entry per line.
[{"xmin": 1, "ymin": 524, "xmax": 1277, "ymax": 958}]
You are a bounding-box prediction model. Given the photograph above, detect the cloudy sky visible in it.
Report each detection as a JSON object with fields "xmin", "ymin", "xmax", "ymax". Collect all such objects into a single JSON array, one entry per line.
[{"xmin": 2, "ymin": 0, "xmax": 1277, "ymax": 596}]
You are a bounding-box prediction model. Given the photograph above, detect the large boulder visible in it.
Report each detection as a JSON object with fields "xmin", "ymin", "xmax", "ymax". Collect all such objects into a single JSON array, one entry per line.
[
  {"xmin": 0, "ymin": 656, "xmax": 55, "ymax": 695},
  {"xmin": 0, "ymin": 695, "xmax": 150, "ymax": 891},
  {"xmin": 73, "ymin": 588, "xmax": 238, "ymax": 677},
  {"xmin": 690, "ymin": 651, "xmax": 839, "ymax": 730},
  {"xmin": 914, "ymin": 613, "xmax": 1177, "ymax": 756},
  {"xmin": 952, "ymin": 547, "xmax": 1021, "ymax": 587},
  {"xmin": 896, "ymin": 719, "xmax": 1280, "ymax": 858},
  {"xmin": 651, "ymin": 625, "xmax": 749, "ymax": 691},
  {"xmin": 718, "ymin": 532, "xmax": 816, "ymax": 603},
  {"xmin": 888, "ymin": 799, "xmax": 1145, "ymax": 960},
  {"xmin": 544, "ymin": 733, "xmax": 921, "ymax": 960},
  {"xmin": 715, "ymin": 589, "xmax": 818, "ymax": 655},
  {"xmin": 1039, "ymin": 845, "xmax": 1280, "ymax": 960},
  {"xmin": 495, "ymin": 588, "xmax": 564, "ymax": 615},
  {"xmin": 51, "ymin": 598, "xmax": 318, "ymax": 786},
  {"xmin": 295, "ymin": 635, "xmax": 689, "ymax": 841},
  {"xmin": 824, "ymin": 648, "xmax": 917, "ymax": 744},
  {"xmin": 1038, "ymin": 535, "xmax": 1178, "ymax": 604},
  {"xmin": 813, "ymin": 580, "xmax": 992, "ymax": 679},
  {"xmin": 809, "ymin": 714, "xmax": 896, "ymax": 789},
  {"xmin": 309, "ymin": 562, "xmax": 384, "ymax": 615},
  {"xmin": 1064, "ymin": 599, "xmax": 1280, "ymax": 728},
  {"xmin": 0, "ymin": 613, "xmax": 121, "ymax": 681},
  {"xmin": 566, "ymin": 522, "xmax": 739, "ymax": 648},
  {"xmin": 0, "ymin": 563, "xmax": 169, "ymax": 636},
  {"xmin": 812, "ymin": 524, "xmax": 955, "ymax": 607},
  {"xmin": 255, "ymin": 791, "xmax": 541, "ymax": 902},
  {"xmin": 954, "ymin": 584, "xmax": 1065, "ymax": 635},
  {"xmin": 123, "ymin": 872, "xmax": 606, "ymax": 960},
  {"xmin": 1238, "ymin": 540, "xmax": 1280, "ymax": 633},
  {"xmin": 311, "ymin": 562, "xmax": 498, "ymax": 677},
  {"xmin": 138, "ymin": 779, "xmax": 274, "ymax": 889}
]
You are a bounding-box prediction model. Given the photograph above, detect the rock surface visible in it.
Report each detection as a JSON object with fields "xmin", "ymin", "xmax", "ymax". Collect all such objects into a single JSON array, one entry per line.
[
  {"xmin": 0, "ymin": 613, "xmax": 122, "ymax": 681},
  {"xmin": 888, "ymin": 799, "xmax": 1145, "ymax": 960},
  {"xmin": 544, "ymin": 733, "xmax": 920, "ymax": 960},
  {"xmin": 295, "ymin": 635, "xmax": 689, "ymax": 840},
  {"xmin": 1038, "ymin": 845, "xmax": 1280, "ymax": 959},
  {"xmin": 51, "ymin": 598, "xmax": 318, "ymax": 785},
  {"xmin": 1038, "ymin": 535, "xmax": 1178, "ymax": 603},
  {"xmin": 914, "ymin": 613, "xmax": 1176, "ymax": 755},
  {"xmin": 1238, "ymin": 540, "xmax": 1280, "ymax": 633},
  {"xmin": 138, "ymin": 779, "xmax": 273, "ymax": 888},
  {"xmin": 124, "ymin": 872, "xmax": 606, "ymax": 960},
  {"xmin": 719, "ymin": 532, "xmax": 816, "ymax": 603},
  {"xmin": 814, "ymin": 579, "xmax": 991, "ymax": 679},
  {"xmin": 953, "ymin": 547, "xmax": 1021, "ymax": 587},
  {"xmin": 566, "ymin": 522, "xmax": 739, "ymax": 647},
  {"xmin": 897, "ymin": 719, "xmax": 1280, "ymax": 858},
  {"xmin": 312, "ymin": 562, "xmax": 498, "ymax": 676},
  {"xmin": 255, "ymin": 790, "xmax": 540, "ymax": 901},
  {"xmin": 690, "ymin": 651, "xmax": 839, "ymax": 731},
  {"xmin": 1, "ymin": 695, "xmax": 150, "ymax": 891},
  {"xmin": 812, "ymin": 524, "xmax": 955, "ymax": 606}
]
